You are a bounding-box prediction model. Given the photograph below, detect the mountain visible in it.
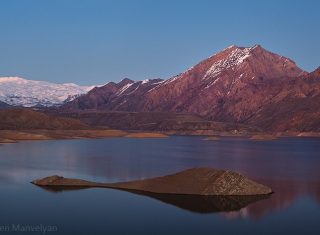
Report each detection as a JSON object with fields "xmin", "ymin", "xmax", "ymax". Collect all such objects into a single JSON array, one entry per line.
[
  {"xmin": 62, "ymin": 45, "xmax": 320, "ymax": 132},
  {"xmin": 140, "ymin": 45, "xmax": 305, "ymax": 121},
  {"xmin": 245, "ymin": 67, "xmax": 320, "ymax": 131},
  {"xmin": 0, "ymin": 77, "xmax": 95, "ymax": 107},
  {"xmin": 62, "ymin": 78, "xmax": 163, "ymax": 110},
  {"xmin": 64, "ymin": 45, "xmax": 304, "ymax": 114}
]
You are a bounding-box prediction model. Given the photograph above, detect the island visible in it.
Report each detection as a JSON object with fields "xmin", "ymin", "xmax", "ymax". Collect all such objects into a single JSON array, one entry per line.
[{"xmin": 32, "ymin": 168, "xmax": 272, "ymax": 196}]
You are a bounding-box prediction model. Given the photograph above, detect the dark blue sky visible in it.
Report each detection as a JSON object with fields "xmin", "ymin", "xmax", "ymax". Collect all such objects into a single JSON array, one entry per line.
[{"xmin": 0, "ymin": 0, "xmax": 319, "ymax": 85}]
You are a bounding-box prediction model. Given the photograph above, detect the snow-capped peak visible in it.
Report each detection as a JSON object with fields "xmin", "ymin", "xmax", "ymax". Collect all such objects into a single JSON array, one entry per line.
[
  {"xmin": 202, "ymin": 45, "xmax": 254, "ymax": 80},
  {"xmin": 160, "ymin": 45, "xmax": 262, "ymax": 86},
  {"xmin": 0, "ymin": 76, "xmax": 96, "ymax": 107},
  {"xmin": 141, "ymin": 79, "xmax": 150, "ymax": 84},
  {"xmin": 0, "ymin": 76, "xmax": 26, "ymax": 83}
]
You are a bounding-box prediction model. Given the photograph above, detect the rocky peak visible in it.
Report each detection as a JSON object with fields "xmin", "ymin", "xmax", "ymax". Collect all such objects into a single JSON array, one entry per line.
[
  {"xmin": 202, "ymin": 45, "xmax": 255, "ymax": 80},
  {"xmin": 302, "ymin": 66, "xmax": 320, "ymax": 80},
  {"xmin": 162, "ymin": 44, "xmax": 303, "ymax": 89},
  {"xmin": 313, "ymin": 67, "xmax": 320, "ymax": 76},
  {"xmin": 118, "ymin": 78, "xmax": 134, "ymax": 87}
]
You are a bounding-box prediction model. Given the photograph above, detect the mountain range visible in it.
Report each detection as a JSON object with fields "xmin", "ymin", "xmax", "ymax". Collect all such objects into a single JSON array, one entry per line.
[
  {"xmin": 1, "ymin": 44, "xmax": 320, "ymax": 132},
  {"xmin": 61, "ymin": 45, "xmax": 320, "ymax": 132},
  {"xmin": 0, "ymin": 77, "xmax": 95, "ymax": 107}
]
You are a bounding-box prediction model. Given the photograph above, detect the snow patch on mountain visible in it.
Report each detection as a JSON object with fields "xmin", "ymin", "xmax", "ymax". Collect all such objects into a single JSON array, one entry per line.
[
  {"xmin": 0, "ymin": 77, "xmax": 96, "ymax": 107},
  {"xmin": 159, "ymin": 45, "xmax": 255, "ymax": 88},
  {"xmin": 202, "ymin": 46, "xmax": 253, "ymax": 80},
  {"xmin": 141, "ymin": 79, "xmax": 150, "ymax": 84},
  {"xmin": 116, "ymin": 82, "xmax": 134, "ymax": 95}
]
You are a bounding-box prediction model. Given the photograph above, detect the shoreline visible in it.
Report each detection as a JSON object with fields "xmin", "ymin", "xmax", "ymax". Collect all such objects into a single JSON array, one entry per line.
[
  {"xmin": 1, "ymin": 129, "xmax": 320, "ymax": 145},
  {"xmin": 0, "ymin": 129, "xmax": 170, "ymax": 144}
]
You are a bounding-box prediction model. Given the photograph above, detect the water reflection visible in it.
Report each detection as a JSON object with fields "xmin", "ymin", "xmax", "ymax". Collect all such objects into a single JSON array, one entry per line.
[
  {"xmin": 0, "ymin": 136, "xmax": 320, "ymax": 221},
  {"xmin": 34, "ymin": 177, "xmax": 320, "ymax": 218},
  {"xmin": 36, "ymin": 184, "xmax": 271, "ymax": 214},
  {"xmin": 232, "ymin": 179, "xmax": 320, "ymax": 219}
]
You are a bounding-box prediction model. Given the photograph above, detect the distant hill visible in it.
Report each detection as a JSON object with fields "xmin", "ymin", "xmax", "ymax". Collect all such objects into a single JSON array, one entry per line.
[{"xmin": 0, "ymin": 109, "xmax": 88, "ymax": 130}]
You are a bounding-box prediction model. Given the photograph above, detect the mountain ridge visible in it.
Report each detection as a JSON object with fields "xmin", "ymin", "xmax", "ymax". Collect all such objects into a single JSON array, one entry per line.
[
  {"xmin": 60, "ymin": 44, "xmax": 320, "ymax": 132},
  {"xmin": 2, "ymin": 45, "xmax": 320, "ymax": 132}
]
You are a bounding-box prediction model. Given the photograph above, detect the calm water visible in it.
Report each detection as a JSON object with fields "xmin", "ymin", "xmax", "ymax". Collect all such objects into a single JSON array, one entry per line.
[{"xmin": 0, "ymin": 136, "xmax": 320, "ymax": 234}]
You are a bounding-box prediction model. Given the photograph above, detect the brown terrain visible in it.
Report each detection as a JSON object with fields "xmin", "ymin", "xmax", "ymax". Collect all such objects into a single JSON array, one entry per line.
[
  {"xmin": 0, "ymin": 109, "xmax": 128, "ymax": 142},
  {"xmin": 59, "ymin": 45, "xmax": 320, "ymax": 133},
  {"xmin": 0, "ymin": 108, "xmax": 88, "ymax": 130},
  {"xmin": 32, "ymin": 167, "xmax": 272, "ymax": 196},
  {"xmin": 33, "ymin": 168, "xmax": 273, "ymax": 213},
  {"xmin": 53, "ymin": 110, "xmax": 260, "ymax": 135},
  {"xmin": 0, "ymin": 130, "xmax": 127, "ymax": 142},
  {"xmin": 250, "ymin": 134, "xmax": 279, "ymax": 141},
  {"xmin": 245, "ymin": 67, "xmax": 320, "ymax": 132},
  {"xmin": 125, "ymin": 132, "xmax": 168, "ymax": 138}
]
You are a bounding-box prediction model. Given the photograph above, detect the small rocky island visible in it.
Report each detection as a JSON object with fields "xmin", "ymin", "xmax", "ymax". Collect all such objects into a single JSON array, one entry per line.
[{"xmin": 32, "ymin": 168, "xmax": 272, "ymax": 196}]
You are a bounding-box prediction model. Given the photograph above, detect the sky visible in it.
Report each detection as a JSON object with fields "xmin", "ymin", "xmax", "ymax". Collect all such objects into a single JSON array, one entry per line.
[{"xmin": 0, "ymin": 0, "xmax": 319, "ymax": 85}]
